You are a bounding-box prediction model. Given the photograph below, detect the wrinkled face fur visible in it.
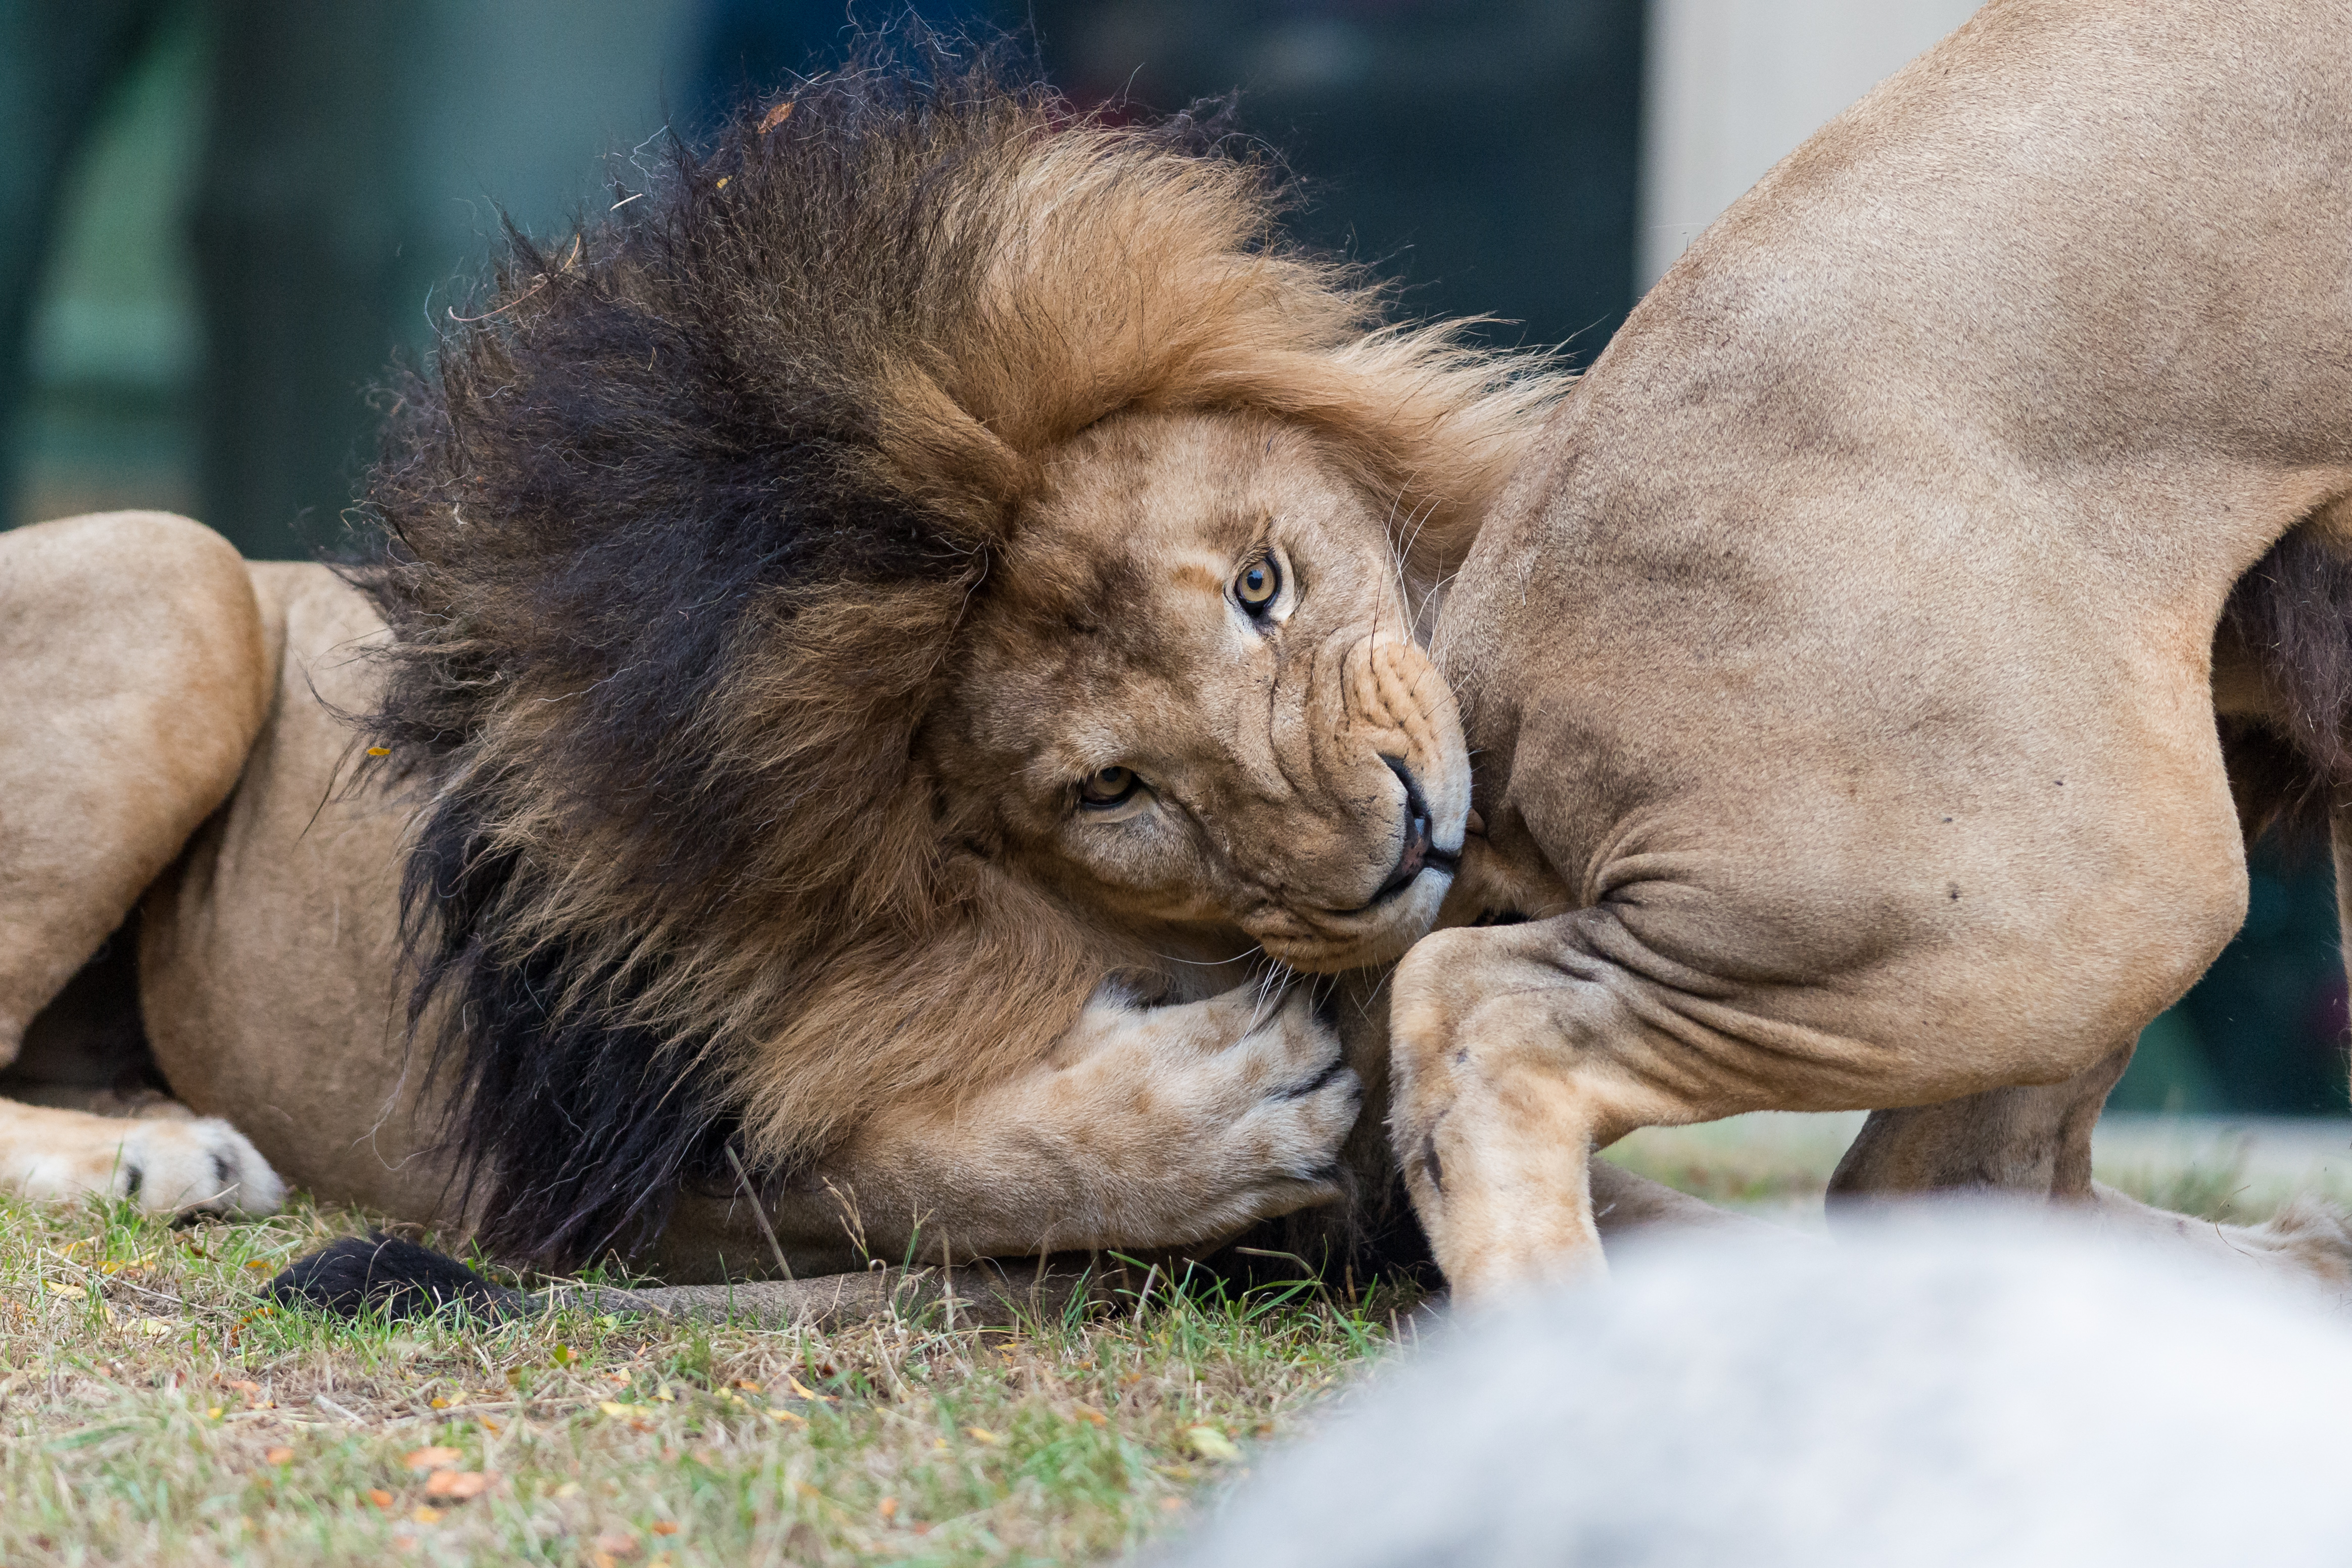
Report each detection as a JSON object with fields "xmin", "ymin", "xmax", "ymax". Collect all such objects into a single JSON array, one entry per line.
[{"xmin": 936, "ymin": 410, "xmax": 1472, "ymax": 972}]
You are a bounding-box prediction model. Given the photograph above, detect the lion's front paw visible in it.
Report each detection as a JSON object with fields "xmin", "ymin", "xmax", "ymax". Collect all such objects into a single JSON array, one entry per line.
[
  {"xmin": 1161, "ymin": 987, "xmax": 1363, "ymax": 1227},
  {"xmin": 2, "ymin": 1103, "xmax": 286, "ymax": 1217}
]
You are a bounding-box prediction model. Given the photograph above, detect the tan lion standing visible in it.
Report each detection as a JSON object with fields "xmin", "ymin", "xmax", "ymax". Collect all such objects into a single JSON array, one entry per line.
[
  {"xmin": 0, "ymin": 41, "xmax": 1577, "ymax": 1279},
  {"xmin": 1388, "ymin": 0, "xmax": 2352, "ymax": 1299}
]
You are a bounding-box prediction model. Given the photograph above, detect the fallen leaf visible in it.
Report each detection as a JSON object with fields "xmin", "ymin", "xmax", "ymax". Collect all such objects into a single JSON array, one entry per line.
[
  {"xmin": 366, "ymin": 1489, "xmax": 394, "ymax": 1509},
  {"xmin": 1071, "ymin": 1404, "xmax": 1108, "ymax": 1427},
  {"xmin": 428, "ymin": 1397, "xmax": 450, "ymax": 1410},
  {"xmin": 965, "ymin": 1426, "xmax": 1002, "ymax": 1445},
  {"xmin": 785, "ymin": 1374, "xmax": 832, "ymax": 1403},
  {"xmin": 403, "ymin": 1446, "xmax": 463, "ymax": 1471},
  {"xmin": 551, "ymin": 1345, "xmax": 575, "ymax": 1367},
  {"xmin": 877, "ymin": 1497, "xmax": 898, "ymax": 1521},
  {"xmin": 1181, "ymin": 1426, "xmax": 1242, "ymax": 1463},
  {"xmin": 410, "ymin": 1506, "xmax": 443, "ymax": 1525},
  {"xmin": 758, "ymin": 101, "xmax": 794, "ymax": 133},
  {"xmin": 224, "ymin": 1380, "xmax": 260, "ymax": 1394},
  {"xmin": 134, "ymin": 1319, "xmax": 173, "ymax": 1337},
  {"xmin": 425, "ymin": 1470, "xmax": 490, "ymax": 1499},
  {"xmin": 597, "ymin": 1401, "xmax": 635, "ymax": 1418},
  {"xmin": 553, "ymin": 1483, "xmax": 583, "ymax": 1499},
  {"xmin": 651, "ymin": 1519, "xmax": 680, "ymax": 1536},
  {"xmin": 732, "ymin": 1380, "xmax": 762, "ymax": 1393},
  {"xmin": 365, "ymin": 746, "xmax": 390, "ymax": 757},
  {"xmin": 764, "ymin": 1406, "xmax": 807, "ymax": 1426},
  {"xmin": 45, "ymin": 1281, "xmax": 82, "ymax": 1299},
  {"xmin": 264, "ymin": 1446, "xmax": 294, "ymax": 1465},
  {"xmin": 205, "ymin": 1407, "xmax": 223, "ymax": 1420},
  {"xmin": 243, "ymin": 1260, "xmax": 270, "ymax": 1271}
]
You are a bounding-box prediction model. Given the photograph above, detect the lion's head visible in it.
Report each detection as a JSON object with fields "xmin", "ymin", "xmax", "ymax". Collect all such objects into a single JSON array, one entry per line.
[{"xmin": 355, "ymin": 33, "xmax": 1567, "ymax": 1264}]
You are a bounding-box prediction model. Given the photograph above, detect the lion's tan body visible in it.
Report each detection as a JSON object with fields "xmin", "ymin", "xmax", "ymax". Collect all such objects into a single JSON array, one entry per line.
[
  {"xmin": 3, "ymin": 514, "xmax": 1383, "ymax": 1274},
  {"xmin": 0, "ymin": 512, "xmax": 1731, "ymax": 1281},
  {"xmin": 1393, "ymin": 0, "xmax": 2352, "ymax": 1297}
]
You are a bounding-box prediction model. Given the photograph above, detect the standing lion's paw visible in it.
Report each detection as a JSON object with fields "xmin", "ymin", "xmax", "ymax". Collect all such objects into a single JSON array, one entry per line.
[{"xmin": 3, "ymin": 1108, "xmax": 287, "ymax": 1217}]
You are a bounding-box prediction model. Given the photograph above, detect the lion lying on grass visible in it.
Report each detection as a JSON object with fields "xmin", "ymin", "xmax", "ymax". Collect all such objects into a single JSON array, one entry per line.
[{"xmin": 2, "ymin": 40, "xmax": 1585, "ymax": 1281}]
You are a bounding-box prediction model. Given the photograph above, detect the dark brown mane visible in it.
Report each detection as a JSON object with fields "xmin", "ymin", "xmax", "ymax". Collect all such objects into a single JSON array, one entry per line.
[{"xmin": 351, "ymin": 29, "xmax": 1563, "ymax": 1266}]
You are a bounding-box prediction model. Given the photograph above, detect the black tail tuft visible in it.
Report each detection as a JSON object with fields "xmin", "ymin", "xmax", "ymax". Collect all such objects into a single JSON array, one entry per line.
[{"xmin": 268, "ymin": 1234, "xmax": 529, "ymax": 1321}]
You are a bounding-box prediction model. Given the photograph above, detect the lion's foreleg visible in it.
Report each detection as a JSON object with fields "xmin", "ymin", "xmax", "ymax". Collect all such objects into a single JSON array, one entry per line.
[{"xmin": 764, "ymin": 982, "xmax": 1363, "ymax": 1266}]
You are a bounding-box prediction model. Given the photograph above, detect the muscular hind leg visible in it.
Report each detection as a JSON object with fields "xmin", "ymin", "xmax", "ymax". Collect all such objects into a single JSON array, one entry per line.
[
  {"xmin": 0, "ymin": 512, "xmax": 284, "ymax": 1214},
  {"xmin": 1830, "ymin": 1050, "xmax": 2352, "ymax": 1303}
]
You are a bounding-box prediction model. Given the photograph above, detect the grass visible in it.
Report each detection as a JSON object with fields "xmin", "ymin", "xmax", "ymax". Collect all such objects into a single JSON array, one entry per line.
[
  {"xmin": 5, "ymin": 1115, "xmax": 2344, "ymax": 1565},
  {"xmin": 0, "ymin": 1194, "xmax": 1416, "ymax": 1566}
]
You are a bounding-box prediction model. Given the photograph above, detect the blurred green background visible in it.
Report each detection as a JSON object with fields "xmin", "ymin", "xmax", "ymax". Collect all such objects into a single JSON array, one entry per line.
[{"xmin": 2, "ymin": 0, "xmax": 2339, "ymax": 1117}]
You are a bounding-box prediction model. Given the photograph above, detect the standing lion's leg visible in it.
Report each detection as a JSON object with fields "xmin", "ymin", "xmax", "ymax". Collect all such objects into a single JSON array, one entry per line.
[
  {"xmin": 0, "ymin": 511, "xmax": 285, "ymax": 1214},
  {"xmin": 1827, "ymin": 1044, "xmax": 2134, "ymax": 1205},
  {"xmin": 1386, "ymin": 915, "xmax": 1706, "ymax": 1297}
]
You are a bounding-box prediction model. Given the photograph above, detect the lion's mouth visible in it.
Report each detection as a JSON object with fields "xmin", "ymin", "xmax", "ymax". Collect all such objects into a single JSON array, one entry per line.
[{"xmin": 1362, "ymin": 756, "xmax": 1460, "ymax": 908}]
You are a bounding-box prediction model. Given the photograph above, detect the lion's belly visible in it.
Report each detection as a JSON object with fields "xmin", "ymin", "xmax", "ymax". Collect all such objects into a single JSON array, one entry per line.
[{"xmin": 140, "ymin": 564, "xmax": 455, "ymax": 1219}]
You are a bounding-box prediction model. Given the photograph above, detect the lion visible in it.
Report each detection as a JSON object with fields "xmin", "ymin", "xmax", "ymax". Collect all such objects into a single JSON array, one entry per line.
[
  {"xmin": 1375, "ymin": 0, "xmax": 2352, "ymax": 1301},
  {"xmin": 1, "ymin": 36, "xmax": 1623, "ymax": 1286}
]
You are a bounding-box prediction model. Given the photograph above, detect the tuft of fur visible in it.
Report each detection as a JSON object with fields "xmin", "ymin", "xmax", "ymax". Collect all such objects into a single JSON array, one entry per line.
[
  {"xmin": 268, "ymin": 1234, "xmax": 526, "ymax": 1321},
  {"xmin": 351, "ymin": 31, "xmax": 1565, "ymax": 1267}
]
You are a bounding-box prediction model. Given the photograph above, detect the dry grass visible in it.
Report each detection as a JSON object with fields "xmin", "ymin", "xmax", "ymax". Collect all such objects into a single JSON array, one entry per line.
[
  {"xmin": 6, "ymin": 1113, "xmax": 2344, "ymax": 1565},
  {"xmin": 0, "ymin": 1195, "xmax": 1416, "ymax": 1566}
]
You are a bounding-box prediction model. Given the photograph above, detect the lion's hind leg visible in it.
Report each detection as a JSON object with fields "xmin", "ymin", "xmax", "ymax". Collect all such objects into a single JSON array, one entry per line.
[
  {"xmin": 0, "ymin": 512, "xmax": 285, "ymax": 1216},
  {"xmin": 0, "ymin": 1098, "xmax": 283, "ymax": 1216},
  {"xmin": 0, "ymin": 511, "xmax": 274, "ymax": 1057}
]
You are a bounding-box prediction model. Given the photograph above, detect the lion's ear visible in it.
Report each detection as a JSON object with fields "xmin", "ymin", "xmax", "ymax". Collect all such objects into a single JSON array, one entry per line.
[{"xmin": 871, "ymin": 356, "xmax": 1041, "ymax": 543}]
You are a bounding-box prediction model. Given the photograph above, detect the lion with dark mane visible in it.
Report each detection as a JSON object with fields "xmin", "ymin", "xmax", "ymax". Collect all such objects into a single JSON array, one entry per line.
[{"xmin": 0, "ymin": 35, "xmax": 1575, "ymax": 1283}]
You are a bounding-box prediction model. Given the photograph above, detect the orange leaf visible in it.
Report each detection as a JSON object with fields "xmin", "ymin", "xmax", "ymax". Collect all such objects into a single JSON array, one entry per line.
[
  {"xmin": 403, "ymin": 1446, "xmax": 462, "ymax": 1471},
  {"xmin": 425, "ymin": 1470, "xmax": 490, "ymax": 1499},
  {"xmin": 758, "ymin": 101, "xmax": 794, "ymax": 133},
  {"xmin": 650, "ymin": 1520, "xmax": 680, "ymax": 1536},
  {"xmin": 366, "ymin": 1489, "xmax": 394, "ymax": 1509},
  {"xmin": 264, "ymin": 1446, "xmax": 294, "ymax": 1465},
  {"xmin": 877, "ymin": 1497, "xmax": 898, "ymax": 1521}
]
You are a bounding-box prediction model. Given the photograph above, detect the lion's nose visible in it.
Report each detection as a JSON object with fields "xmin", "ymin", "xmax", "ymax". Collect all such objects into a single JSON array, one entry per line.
[{"xmin": 1372, "ymin": 755, "xmax": 1457, "ymax": 901}]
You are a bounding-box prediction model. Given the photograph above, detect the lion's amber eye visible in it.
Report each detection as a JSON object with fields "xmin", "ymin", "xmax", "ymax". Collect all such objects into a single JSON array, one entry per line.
[
  {"xmin": 1235, "ymin": 557, "xmax": 1281, "ymax": 610},
  {"xmin": 1080, "ymin": 766, "xmax": 1140, "ymax": 806}
]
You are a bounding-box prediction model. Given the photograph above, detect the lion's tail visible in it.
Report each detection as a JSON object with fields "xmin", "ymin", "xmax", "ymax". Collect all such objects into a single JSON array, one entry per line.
[
  {"xmin": 2216, "ymin": 521, "xmax": 2352, "ymax": 992},
  {"xmin": 2218, "ymin": 525, "xmax": 2352, "ymax": 835}
]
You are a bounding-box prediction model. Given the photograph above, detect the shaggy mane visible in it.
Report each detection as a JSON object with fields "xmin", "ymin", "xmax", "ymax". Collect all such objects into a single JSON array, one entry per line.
[{"xmin": 353, "ymin": 30, "xmax": 1566, "ymax": 1266}]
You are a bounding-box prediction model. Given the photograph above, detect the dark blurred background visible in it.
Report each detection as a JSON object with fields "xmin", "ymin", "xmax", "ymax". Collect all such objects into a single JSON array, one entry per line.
[{"xmin": 2, "ymin": 0, "xmax": 2339, "ymax": 1117}]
